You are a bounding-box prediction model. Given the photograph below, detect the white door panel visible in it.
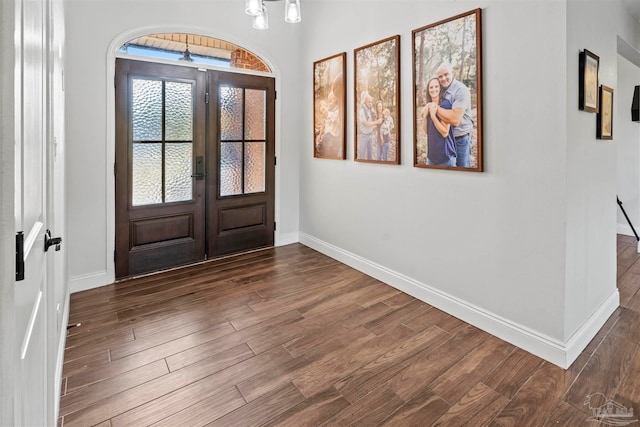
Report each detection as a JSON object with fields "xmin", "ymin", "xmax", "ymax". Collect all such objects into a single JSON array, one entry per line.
[{"xmin": 14, "ymin": 0, "xmax": 50, "ymax": 425}]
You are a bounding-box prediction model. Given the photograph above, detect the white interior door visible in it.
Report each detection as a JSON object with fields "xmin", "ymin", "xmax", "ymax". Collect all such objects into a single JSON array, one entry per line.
[{"xmin": 14, "ymin": 0, "xmax": 53, "ymax": 424}]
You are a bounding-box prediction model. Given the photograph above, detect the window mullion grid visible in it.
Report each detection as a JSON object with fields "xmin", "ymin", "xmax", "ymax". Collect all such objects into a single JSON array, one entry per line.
[
  {"xmin": 241, "ymin": 88, "xmax": 246, "ymax": 195},
  {"xmin": 161, "ymin": 80, "xmax": 167, "ymax": 203}
]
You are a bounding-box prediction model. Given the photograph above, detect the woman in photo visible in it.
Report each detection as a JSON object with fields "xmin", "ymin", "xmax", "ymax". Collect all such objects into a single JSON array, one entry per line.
[{"xmin": 422, "ymin": 77, "xmax": 456, "ymax": 166}]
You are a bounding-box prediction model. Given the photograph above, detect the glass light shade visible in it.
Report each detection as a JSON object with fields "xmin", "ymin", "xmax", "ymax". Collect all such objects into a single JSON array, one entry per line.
[
  {"xmin": 245, "ymin": 0, "xmax": 262, "ymax": 16},
  {"xmin": 284, "ymin": 0, "xmax": 301, "ymax": 23},
  {"xmin": 253, "ymin": 7, "xmax": 268, "ymax": 30}
]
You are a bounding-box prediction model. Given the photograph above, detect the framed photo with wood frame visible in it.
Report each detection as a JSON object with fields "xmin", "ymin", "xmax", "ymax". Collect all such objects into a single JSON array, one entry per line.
[
  {"xmin": 313, "ymin": 52, "xmax": 346, "ymax": 159},
  {"xmin": 413, "ymin": 9, "xmax": 483, "ymax": 171},
  {"xmin": 579, "ymin": 49, "xmax": 599, "ymax": 113},
  {"xmin": 354, "ymin": 35, "xmax": 400, "ymax": 164},
  {"xmin": 597, "ymin": 85, "xmax": 613, "ymax": 140}
]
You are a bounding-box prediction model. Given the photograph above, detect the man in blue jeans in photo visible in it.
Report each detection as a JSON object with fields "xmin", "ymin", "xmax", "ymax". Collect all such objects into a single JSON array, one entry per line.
[{"xmin": 432, "ymin": 62, "xmax": 474, "ymax": 167}]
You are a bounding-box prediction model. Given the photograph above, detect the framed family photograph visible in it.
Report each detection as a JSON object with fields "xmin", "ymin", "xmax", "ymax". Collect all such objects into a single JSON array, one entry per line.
[
  {"xmin": 313, "ymin": 52, "xmax": 346, "ymax": 159},
  {"xmin": 413, "ymin": 9, "xmax": 483, "ymax": 171},
  {"xmin": 597, "ymin": 85, "xmax": 613, "ymax": 140},
  {"xmin": 354, "ymin": 35, "xmax": 400, "ymax": 164},
  {"xmin": 579, "ymin": 49, "xmax": 599, "ymax": 113}
]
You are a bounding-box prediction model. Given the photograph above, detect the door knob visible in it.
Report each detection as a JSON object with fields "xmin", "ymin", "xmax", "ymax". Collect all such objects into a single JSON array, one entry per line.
[{"xmin": 44, "ymin": 229, "xmax": 62, "ymax": 252}]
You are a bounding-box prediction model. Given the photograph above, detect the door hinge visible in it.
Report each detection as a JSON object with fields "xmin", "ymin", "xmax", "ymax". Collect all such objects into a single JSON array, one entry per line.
[
  {"xmin": 205, "ymin": 92, "xmax": 209, "ymax": 104},
  {"xmin": 16, "ymin": 231, "xmax": 25, "ymax": 281},
  {"xmin": 274, "ymin": 156, "xmax": 277, "ymax": 166},
  {"xmin": 114, "ymin": 162, "xmax": 117, "ymax": 176},
  {"xmin": 275, "ymin": 91, "xmax": 277, "ymax": 100},
  {"xmin": 274, "ymin": 222, "xmax": 276, "ymax": 231}
]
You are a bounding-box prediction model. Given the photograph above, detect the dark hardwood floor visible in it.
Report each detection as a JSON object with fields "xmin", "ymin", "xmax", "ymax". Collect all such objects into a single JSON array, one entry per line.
[{"xmin": 59, "ymin": 236, "xmax": 640, "ymax": 426}]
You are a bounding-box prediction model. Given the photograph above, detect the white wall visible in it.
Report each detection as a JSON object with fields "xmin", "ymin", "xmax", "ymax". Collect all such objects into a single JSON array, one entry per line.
[
  {"xmin": 298, "ymin": 0, "xmax": 637, "ymax": 367},
  {"xmin": 564, "ymin": 0, "xmax": 640, "ymax": 343},
  {"xmin": 616, "ymin": 54, "xmax": 640, "ymax": 236},
  {"xmin": 64, "ymin": 0, "xmax": 303, "ymax": 289}
]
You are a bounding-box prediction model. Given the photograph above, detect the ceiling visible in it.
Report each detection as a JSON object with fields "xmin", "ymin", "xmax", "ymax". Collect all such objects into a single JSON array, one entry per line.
[{"xmin": 126, "ymin": 33, "xmax": 241, "ymax": 60}]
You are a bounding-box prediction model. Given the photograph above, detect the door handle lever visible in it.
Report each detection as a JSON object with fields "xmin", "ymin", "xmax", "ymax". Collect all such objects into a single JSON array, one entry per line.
[
  {"xmin": 192, "ymin": 156, "xmax": 205, "ymax": 180},
  {"xmin": 44, "ymin": 229, "xmax": 62, "ymax": 252}
]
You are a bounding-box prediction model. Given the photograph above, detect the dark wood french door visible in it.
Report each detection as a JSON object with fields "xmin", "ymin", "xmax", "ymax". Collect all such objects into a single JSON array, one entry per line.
[
  {"xmin": 207, "ymin": 72, "xmax": 275, "ymax": 257},
  {"xmin": 115, "ymin": 59, "xmax": 275, "ymax": 279}
]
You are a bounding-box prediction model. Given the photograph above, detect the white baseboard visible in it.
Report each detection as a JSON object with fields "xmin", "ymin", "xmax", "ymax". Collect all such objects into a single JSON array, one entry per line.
[
  {"xmin": 69, "ymin": 270, "xmax": 108, "ymax": 294},
  {"xmin": 563, "ymin": 290, "xmax": 619, "ymax": 367},
  {"xmin": 53, "ymin": 292, "xmax": 69, "ymax": 424},
  {"xmin": 276, "ymin": 232, "xmax": 299, "ymax": 247},
  {"xmin": 299, "ymin": 233, "xmax": 618, "ymax": 369}
]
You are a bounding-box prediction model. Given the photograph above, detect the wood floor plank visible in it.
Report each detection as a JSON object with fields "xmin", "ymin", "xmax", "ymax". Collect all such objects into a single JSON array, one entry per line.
[
  {"xmin": 149, "ymin": 386, "xmax": 245, "ymax": 427},
  {"xmin": 246, "ymin": 315, "xmax": 325, "ymax": 355},
  {"xmin": 402, "ymin": 306, "xmax": 467, "ymax": 335},
  {"xmin": 482, "ymin": 347, "xmax": 544, "ymax": 400},
  {"xmin": 284, "ymin": 325, "xmax": 374, "ymax": 360},
  {"xmin": 381, "ymin": 388, "xmax": 450, "ymax": 427},
  {"xmin": 429, "ymin": 336, "xmax": 514, "ymax": 404},
  {"xmin": 386, "ymin": 326, "xmax": 489, "ymax": 401},
  {"xmin": 64, "ymin": 345, "xmax": 289, "ymax": 426},
  {"xmin": 236, "ymin": 354, "xmax": 310, "ymax": 402},
  {"xmin": 611, "ymin": 305, "xmax": 640, "ymax": 344},
  {"xmin": 109, "ymin": 320, "xmax": 235, "ymax": 361},
  {"xmin": 321, "ymin": 386, "xmax": 406, "ymax": 427},
  {"xmin": 60, "ymin": 360, "xmax": 169, "ymax": 417},
  {"xmin": 545, "ymin": 401, "xmax": 592, "ymax": 426},
  {"xmin": 63, "ymin": 328, "xmax": 135, "ymax": 362},
  {"xmin": 335, "ymin": 325, "xmax": 451, "ymax": 404},
  {"xmin": 164, "ymin": 310, "xmax": 301, "ymax": 371},
  {"xmin": 431, "ymin": 382, "xmax": 509, "ymax": 426},
  {"xmin": 614, "ymin": 338, "xmax": 640, "ymax": 415},
  {"xmin": 337, "ymin": 301, "xmax": 394, "ymax": 330},
  {"xmin": 62, "ymin": 349, "xmax": 110, "ymax": 378},
  {"xmin": 131, "ymin": 296, "xmax": 257, "ymax": 338},
  {"xmin": 110, "ymin": 382, "xmax": 240, "ymax": 427},
  {"xmin": 292, "ymin": 325, "xmax": 416, "ymax": 398},
  {"xmin": 383, "ymin": 291, "xmax": 416, "ymax": 309},
  {"xmin": 563, "ymin": 332, "xmax": 639, "ymax": 415},
  {"xmin": 491, "ymin": 362, "xmax": 572, "ymax": 427},
  {"xmin": 364, "ymin": 299, "xmax": 430, "ymax": 336},
  {"xmin": 205, "ymin": 383, "xmax": 305, "ymax": 427},
  {"xmin": 262, "ymin": 387, "xmax": 350, "ymax": 427}
]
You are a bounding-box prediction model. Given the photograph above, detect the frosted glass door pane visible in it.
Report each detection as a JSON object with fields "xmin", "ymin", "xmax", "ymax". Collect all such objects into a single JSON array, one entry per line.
[
  {"xmin": 166, "ymin": 82, "xmax": 193, "ymax": 141},
  {"xmin": 132, "ymin": 79, "xmax": 162, "ymax": 141},
  {"xmin": 165, "ymin": 143, "xmax": 193, "ymax": 203},
  {"xmin": 220, "ymin": 86, "xmax": 243, "ymax": 141},
  {"xmin": 132, "ymin": 143, "xmax": 162, "ymax": 205},
  {"xmin": 244, "ymin": 142, "xmax": 265, "ymax": 193},
  {"xmin": 220, "ymin": 142, "xmax": 242, "ymax": 196},
  {"xmin": 245, "ymin": 89, "xmax": 265, "ymax": 140}
]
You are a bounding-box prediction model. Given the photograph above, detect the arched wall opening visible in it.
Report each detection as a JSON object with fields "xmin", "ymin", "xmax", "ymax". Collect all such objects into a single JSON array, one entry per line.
[{"xmin": 103, "ymin": 26, "xmax": 284, "ymax": 284}]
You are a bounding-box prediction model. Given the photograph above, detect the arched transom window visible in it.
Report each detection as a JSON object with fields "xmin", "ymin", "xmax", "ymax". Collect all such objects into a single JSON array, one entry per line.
[{"xmin": 118, "ymin": 33, "xmax": 271, "ymax": 73}]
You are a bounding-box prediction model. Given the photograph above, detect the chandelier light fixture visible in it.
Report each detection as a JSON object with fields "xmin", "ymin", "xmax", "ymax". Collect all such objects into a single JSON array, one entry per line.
[
  {"xmin": 245, "ymin": 0, "xmax": 301, "ymax": 30},
  {"xmin": 179, "ymin": 35, "xmax": 194, "ymax": 62}
]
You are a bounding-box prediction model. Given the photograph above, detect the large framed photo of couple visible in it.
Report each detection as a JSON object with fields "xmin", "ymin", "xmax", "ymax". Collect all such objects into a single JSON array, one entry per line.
[
  {"xmin": 354, "ymin": 35, "xmax": 400, "ymax": 164},
  {"xmin": 313, "ymin": 52, "xmax": 346, "ymax": 159},
  {"xmin": 413, "ymin": 9, "xmax": 483, "ymax": 171}
]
